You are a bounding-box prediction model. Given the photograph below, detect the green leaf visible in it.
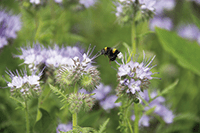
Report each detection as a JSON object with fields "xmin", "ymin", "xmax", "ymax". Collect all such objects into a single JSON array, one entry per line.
[
  {"xmin": 34, "ymin": 108, "xmax": 56, "ymax": 133},
  {"xmin": 160, "ymin": 79, "xmax": 179, "ymax": 96},
  {"xmin": 98, "ymin": 118, "xmax": 110, "ymax": 133},
  {"xmin": 9, "ymin": 96, "xmax": 25, "ymax": 110},
  {"xmin": 155, "ymin": 28, "xmax": 200, "ymax": 76},
  {"xmin": 174, "ymin": 113, "xmax": 200, "ymax": 122},
  {"xmin": 145, "ymin": 106, "xmax": 156, "ymax": 115},
  {"xmin": 49, "ymin": 84, "xmax": 68, "ymax": 110}
]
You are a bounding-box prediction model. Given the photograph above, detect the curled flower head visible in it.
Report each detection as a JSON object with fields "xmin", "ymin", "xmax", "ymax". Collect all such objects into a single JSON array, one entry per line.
[
  {"xmin": 5, "ymin": 69, "xmax": 42, "ymax": 98},
  {"xmin": 116, "ymin": 51, "xmax": 158, "ymax": 101},
  {"xmin": 131, "ymin": 90, "xmax": 174, "ymax": 126},
  {"xmin": 55, "ymin": 45, "xmax": 100, "ymax": 91},
  {"xmin": 68, "ymin": 93, "xmax": 95, "ymax": 113},
  {"xmin": 115, "ymin": 0, "xmax": 156, "ymax": 24},
  {"xmin": 0, "ymin": 10, "xmax": 22, "ymax": 48}
]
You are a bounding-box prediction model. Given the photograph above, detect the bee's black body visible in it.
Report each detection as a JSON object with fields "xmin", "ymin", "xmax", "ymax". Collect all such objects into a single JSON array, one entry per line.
[{"xmin": 101, "ymin": 47, "xmax": 121, "ymax": 61}]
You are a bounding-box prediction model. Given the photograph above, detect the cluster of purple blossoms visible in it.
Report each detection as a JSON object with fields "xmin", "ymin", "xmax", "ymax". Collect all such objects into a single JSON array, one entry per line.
[
  {"xmin": 0, "ymin": 10, "xmax": 22, "ymax": 49},
  {"xmin": 116, "ymin": 52, "xmax": 156, "ymax": 96},
  {"xmin": 79, "ymin": 83, "xmax": 121, "ymax": 111},
  {"xmin": 115, "ymin": 0, "xmax": 156, "ymax": 23},
  {"xmin": 56, "ymin": 123, "xmax": 72, "ymax": 133},
  {"xmin": 5, "ymin": 69, "xmax": 42, "ymax": 98},
  {"xmin": 131, "ymin": 90, "xmax": 174, "ymax": 127},
  {"xmin": 177, "ymin": 24, "xmax": 200, "ymax": 45},
  {"xmin": 16, "ymin": 43, "xmax": 84, "ymax": 71},
  {"xmin": 149, "ymin": 0, "xmax": 176, "ymax": 31}
]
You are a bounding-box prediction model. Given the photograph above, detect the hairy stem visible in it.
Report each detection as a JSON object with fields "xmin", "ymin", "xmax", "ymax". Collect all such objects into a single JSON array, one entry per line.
[
  {"xmin": 25, "ymin": 100, "xmax": 30, "ymax": 133},
  {"xmin": 73, "ymin": 83, "xmax": 78, "ymax": 129}
]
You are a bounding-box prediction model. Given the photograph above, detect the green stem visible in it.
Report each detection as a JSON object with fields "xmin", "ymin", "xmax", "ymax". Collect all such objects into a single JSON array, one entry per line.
[
  {"xmin": 25, "ymin": 100, "xmax": 30, "ymax": 133},
  {"xmin": 73, "ymin": 83, "xmax": 78, "ymax": 129},
  {"xmin": 134, "ymin": 103, "xmax": 139, "ymax": 133},
  {"xmin": 131, "ymin": 20, "xmax": 137, "ymax": 55},
  {"xmin": 132, "ymin": 18, "xmax": 139, "ymax": 133}
]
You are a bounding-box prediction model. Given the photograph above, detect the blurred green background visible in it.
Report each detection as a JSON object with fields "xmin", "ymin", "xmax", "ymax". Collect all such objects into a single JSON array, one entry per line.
[{"xmin": 0, "ymin": 0, "xmax": 200, "ymax": 132}]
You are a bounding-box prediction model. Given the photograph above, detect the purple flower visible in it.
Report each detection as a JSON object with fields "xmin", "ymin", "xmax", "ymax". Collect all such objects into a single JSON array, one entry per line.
[
  {"xmin": 131, "ymin": 90, "xmax": 174, "ymax": 126},
  {"xmin": 54, "ymin": 0, "xmax": 62, "ymax": 3},
  {"xmin": 30, "ymin": 0, "xmax": 40, "ymax": 4},
  {"xmin": 139, "ymin": 0, "xmax": 156, "ymax": 12},
  {"xmin": 177, "ymin": 24, "xmax": 200, "ymax": 41},
  {"xmin": 79, "ymin": 0, "xmax": 97, "ymax": 8},
  {"xmin": 92, "ymin": 83, "xmax": 111, "ymax": 101},
  {"xmin": 154, "ymin": 0, "xmax": 176, "ymax": 15},
  {"xmin": 16, "ymin": 43, "xmax": 85, "ymax": 69},
  {"xmin": 118, "ymin": 52, "xmax": 156, "ymax": 94},
  {"xmin": 0, "ymin": 10, "xmax": 22, "ymax": 48},
  {"xmin": 56, "ymin": 123, "xmax": 72, "ymax": 133},
  {"xmin": 149, "ymin": 17, "xmax": 173, "ymax": 31},
  {"xmin": 100, "ymin": 95, "xmax": 121, "ymax": 110},
  {"xmin": 5, "ymin": 69, "xmax": 42, "ymax": 97}
]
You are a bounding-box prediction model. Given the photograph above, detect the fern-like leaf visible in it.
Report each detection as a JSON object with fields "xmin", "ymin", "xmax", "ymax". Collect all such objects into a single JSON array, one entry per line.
[
  {"xmin": 49, "ymin": 84, "xmax": 68, "ymax": 109},
  {"xmin": 97, "ymin": 118, "xmax": 110, "ymax": 133}
]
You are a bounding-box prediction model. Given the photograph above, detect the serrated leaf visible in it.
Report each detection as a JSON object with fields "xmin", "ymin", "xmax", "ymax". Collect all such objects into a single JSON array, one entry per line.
[
  {"xmin": 160, "ymin": 79, "xmax": 179, "ymax": 96},
  {"xmin": 98, "ymin": 118, "xmax": 110, "ymax": 133},
  {"xmin": 155, "ymin": 28, "xmax": 200, "ymax": 76}
]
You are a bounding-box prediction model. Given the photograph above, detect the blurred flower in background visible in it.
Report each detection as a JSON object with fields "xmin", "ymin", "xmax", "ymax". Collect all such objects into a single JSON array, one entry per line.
[
  {"xmin": 79, "ymin": 83, "xmax": 121, "ymax": 111},
  {"xmin": 0, "ymin": 10, "xmax": 22, "ymax": 48},
  {"xmin": 30, "ymin": 0, "xmax": 40, "ymax": 4},
  {"xmin": 79, "ymin": 0, "xmax": 97, "ymax": 8},
  {"xmin": 131, "ymin": 90, "xmax": 174, "ymax": 127},
  {"xmin": 154, "ymin": 0, "xmax": 176, "ymax": 15},
  {"xmin": 56, "ymin": 123, "xmax": 72, "ymax": 133},
  {"xmin": 149, "ymin": 16, "xmax": 173, "ymax": 31},
  {"xmin": 177, "ymin": 24, "xmax": 200, "ymax": 44}
]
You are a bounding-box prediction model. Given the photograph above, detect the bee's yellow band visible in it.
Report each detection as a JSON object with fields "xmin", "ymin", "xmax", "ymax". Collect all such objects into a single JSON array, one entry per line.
[
  {"xmin": 113, "ymin": 48, "xmax": 116, "ymax": 53},
  {"xmin": 104, "ymin": 47, "xmax": 107, "ymax": 51}
]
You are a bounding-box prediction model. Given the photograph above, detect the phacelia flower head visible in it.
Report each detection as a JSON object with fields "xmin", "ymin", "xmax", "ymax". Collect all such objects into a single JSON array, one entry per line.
[
  {"xmin": 149, "ymin": 16, "xmax": 173, "ymax": 31},
  {"xmin": 16, "ymin": 43, "xmax": 84, "ymax": 72},
  {"xmin": 116, "ymin": 51, "xmax": 157, "ymax": 101},
  {"xmin": 55, "ymin": 45, "xmax": 100, "ymax": 91},
  {"xmin": 68, "ymin": 93, "xmax": 95, "ymax": 113},
  {"xmin": 131, "ymin": 90, "xmax": 174, "ymax": 126},
  {"xmin": 115, "ymin": 0, "xmax": 156, "ymax": 24},
  {"xmin": 5, "ymin": 69, "xmax": 42, "ymax": 99},
  {"xmin": 0, "ymin": 10, "xmax": 22, "ymax": 48}
]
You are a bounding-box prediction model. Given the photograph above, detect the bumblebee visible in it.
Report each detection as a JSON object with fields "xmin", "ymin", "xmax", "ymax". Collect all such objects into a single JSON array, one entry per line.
[{"xmin": 101, "ymin": 47, "xmax": 123, "ymax": 61}]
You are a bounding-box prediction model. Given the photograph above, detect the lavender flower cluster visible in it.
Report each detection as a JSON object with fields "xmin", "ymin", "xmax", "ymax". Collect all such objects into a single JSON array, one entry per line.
[
  {"xmin": 131, "ymin": 90, "xmax": 174, "ymax": 127},
  {"xmin": 0, "ymin": 10, "xmax": 22, "ymax": 48},
  {"xmin": 16, "ymin": 43, "xmax": 84, "ymax": 70},
  {"xmin": 149, "ymin": 0, "xmax": 175, "ymax": 31},
  {"xmin": 30, "ymin": 0, "xmax": 97, "ymax": 8},
  {"xmin": 116, "ymin": 52, "xmax": 156, "ymax": 98},
  {"xmin": 79, "ymin": 83, "xmax": 121, "ymax": 111},
  {"xmin": 177, "ymin": 24, "xmax": 200, "ymax": 44},
  {"xmin": 6, "ymin": 69, "xmax": 41, "ymax": 98}
]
